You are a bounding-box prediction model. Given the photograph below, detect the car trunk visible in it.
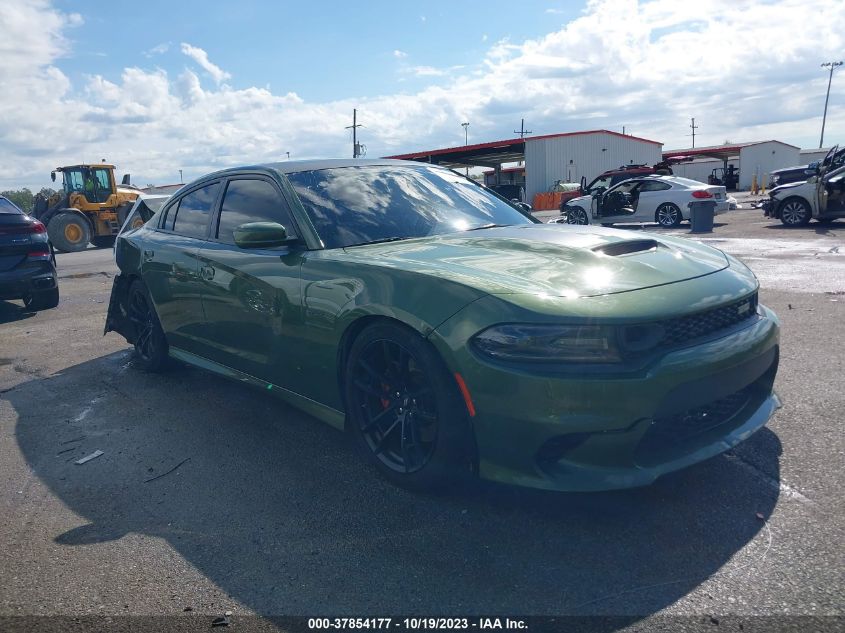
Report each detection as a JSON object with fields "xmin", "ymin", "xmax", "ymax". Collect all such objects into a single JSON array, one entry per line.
[{"xmin": 0, "ymin": 214, "xmax": 35, "ymax": 272}]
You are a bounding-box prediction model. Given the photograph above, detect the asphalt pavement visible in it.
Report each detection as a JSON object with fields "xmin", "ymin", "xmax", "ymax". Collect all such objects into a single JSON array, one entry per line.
[{"xmin": 0, "ymin": 208, "xmax": 843, "ymax": 631}]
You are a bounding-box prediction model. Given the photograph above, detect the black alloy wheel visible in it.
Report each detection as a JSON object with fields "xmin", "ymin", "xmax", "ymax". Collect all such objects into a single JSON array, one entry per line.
[{"xmin": 345, "ymin": 322, "xmax": 472, "ymax": 490}]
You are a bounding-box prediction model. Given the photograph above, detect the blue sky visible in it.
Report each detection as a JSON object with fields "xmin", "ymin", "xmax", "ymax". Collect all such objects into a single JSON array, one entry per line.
[
  {"xmin": 2, "ymin": 0, "xmax": 844, "ymax": 189},
  {"xmin": 56, "ymin": 0, "xmax": 577, "ymax": 103}
]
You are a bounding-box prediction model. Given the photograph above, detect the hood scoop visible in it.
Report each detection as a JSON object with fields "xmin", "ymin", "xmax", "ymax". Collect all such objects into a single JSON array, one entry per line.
[{"xmin": 592, "ymin": 238, "xmax": 660, "ymax": 257}]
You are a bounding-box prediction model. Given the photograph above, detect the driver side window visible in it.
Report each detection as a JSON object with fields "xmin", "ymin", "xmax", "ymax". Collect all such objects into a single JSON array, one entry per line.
[{"xmin": 216, "ymin": 178, "xmax": 297, "ymax": 245}]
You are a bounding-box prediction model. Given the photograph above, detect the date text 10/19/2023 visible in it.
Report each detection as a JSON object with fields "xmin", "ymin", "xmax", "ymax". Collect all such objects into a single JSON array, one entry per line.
[{"xmin": 307, "ymin": 618, "xmax": 528, "ymax": 630}]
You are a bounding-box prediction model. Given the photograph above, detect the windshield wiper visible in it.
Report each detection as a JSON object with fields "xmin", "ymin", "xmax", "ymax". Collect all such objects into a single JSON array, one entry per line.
[
  {"xmin": 465, "ymin": 223, "xmax": 511, "ymax": 231},
  {"xmin": 345, "ymin": 236, "xmax": 407, "ymax": 248}
]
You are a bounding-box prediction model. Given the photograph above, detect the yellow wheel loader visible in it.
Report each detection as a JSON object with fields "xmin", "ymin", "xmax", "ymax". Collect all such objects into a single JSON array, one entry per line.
[{"xmin": 32, "ymin": 164, "xmax": 140, "ymax": 252}]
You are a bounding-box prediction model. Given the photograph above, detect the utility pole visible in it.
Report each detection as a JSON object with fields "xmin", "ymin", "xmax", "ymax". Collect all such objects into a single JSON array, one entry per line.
[
  {"xmin": 461, "ymin": 122, "xmax": 470, "ymax": 176},
  {"xmin": 820, "ymin": 61, "xmax": 843, "ymax": 148},
  {"xmin": 346, "ymin": 109, "xmax": 365, "ymax": 158},
  {"xmin": 286, "ymin": 151, "xmax": 290, "ymax": 160},
  {"xmin": 179, "ymin": 169, "xmax": 183, "ymax": 183},
  {"xmin": 689, "ymin": 118, "xmax": 699, "ymax": 148},
  {"xmin": 513, "ymin": 118, "xmax": 532, "ymax": 138}
]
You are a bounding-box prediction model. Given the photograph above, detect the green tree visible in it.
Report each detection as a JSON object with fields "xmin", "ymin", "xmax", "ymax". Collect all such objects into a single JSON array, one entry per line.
[{"xmin": 0, "ymin": 188, "xmax": 34, "ymax": 213}]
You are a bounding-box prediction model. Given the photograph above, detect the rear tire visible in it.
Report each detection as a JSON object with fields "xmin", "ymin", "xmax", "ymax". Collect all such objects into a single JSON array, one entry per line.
[
  {"xmin": 48, "ymin": 212, "xmax": 91, "ymax": 252},
  {"xmin": 127, "ymin": 280, "xmax": 169, "ymax": 372},
  {"xmin": 344, "ymin": 321, "xmax": 473, "ymax": 491},
  {"xmin": 23, "ymin": 287, "xmax": 59, "ymax": 311},
  {"xmin": 655, "ymin": 203, "xmax": 682, "ymax": 227}
]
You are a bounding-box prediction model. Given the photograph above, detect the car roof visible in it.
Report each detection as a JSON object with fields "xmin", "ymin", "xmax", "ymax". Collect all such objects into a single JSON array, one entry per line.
[{"xmin": 196, "ymin": 158, "xmax": 423, "ymax": 182}]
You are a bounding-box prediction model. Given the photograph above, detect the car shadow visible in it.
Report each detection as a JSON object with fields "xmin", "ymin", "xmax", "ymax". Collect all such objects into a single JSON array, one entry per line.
[
  {"xmin": 8, "ymin": 351, "xmax": 781, "ymax": 624},
  {"xmin": 0, "ymin": 300, "xmax": 36, "ymax": 324},
  {"xmin": 763, "ymin": 222, "xmax": 841, "ymax": 236}
]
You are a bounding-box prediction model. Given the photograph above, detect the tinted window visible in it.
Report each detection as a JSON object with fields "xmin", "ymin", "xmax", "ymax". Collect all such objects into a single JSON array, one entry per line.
[
  {"xmin": 639, "ymin": 181, "xmax": 672, "ymax": 192},
  {"xmin": 169, "ymin": 183, "xmax": 220, "ymax": 238},
  {"xmin": 287, "ymin": 165, "xmax": 534, "ymax": 249},
  {"xmin": 0, "ymin": 198, "xmax": 23, "ymax": 214},
  {"xmin": 217, "ymin": 179, "xmax": 296, "ymax": 243}
]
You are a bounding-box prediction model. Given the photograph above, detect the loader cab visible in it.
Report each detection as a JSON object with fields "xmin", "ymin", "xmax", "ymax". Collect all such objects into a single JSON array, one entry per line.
[{"xmin": 56, "ymin": 165, "xmax": 115, "ymax": 205}]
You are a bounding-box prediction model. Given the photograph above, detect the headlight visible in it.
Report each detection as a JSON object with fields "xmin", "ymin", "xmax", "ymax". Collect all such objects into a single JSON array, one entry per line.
[{"xmin": 472, "ymin": 324, "xmax": 621, "ymax": 363}]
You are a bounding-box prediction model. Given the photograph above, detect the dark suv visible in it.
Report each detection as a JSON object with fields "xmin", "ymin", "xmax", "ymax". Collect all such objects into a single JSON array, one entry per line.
[{"xmin": 0, "ymin": 196, "xmax": 59, "ymax": 310}]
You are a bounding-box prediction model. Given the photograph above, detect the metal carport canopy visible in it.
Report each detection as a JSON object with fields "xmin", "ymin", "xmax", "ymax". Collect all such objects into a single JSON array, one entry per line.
[
  {"xmin": 662, "ymin": 143, "xmax": 751, "ymax": 162},
  {"xmin": 384, "ymin": 138, "xmax": 525, "ymax": 169}
]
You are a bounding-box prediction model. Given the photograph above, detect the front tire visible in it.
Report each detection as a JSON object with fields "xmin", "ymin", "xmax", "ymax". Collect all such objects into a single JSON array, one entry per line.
[
  {"xmin": 345, "ymin": 322, "xmax": 472, "ymax": 491},
  {"xmin": 23, "ymin": 287, "xmax": 59, "ymax": 311},
  {"xmin": 565, "ymin": 207, "xmax": 589, "ymax": 225},
  {"xmin": 48, "ymin": 212, "xmax": 91, "ymax": 252},
  {"xmin": 779, "ymin": 198, "xmax": 811, "ymax": 227},
  {"xmin": 127, "ymin": 280, "xmax": 169, "ymax": 372},
  {"xmin": 655, "ymin": 203, "xmax": 682, "ymax": 227}
]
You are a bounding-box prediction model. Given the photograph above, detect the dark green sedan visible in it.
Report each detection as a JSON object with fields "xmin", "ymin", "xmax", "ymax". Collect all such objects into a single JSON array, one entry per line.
[{"xmin": 105, "ymin": 159, "xmax": 780, "ymax": 492}]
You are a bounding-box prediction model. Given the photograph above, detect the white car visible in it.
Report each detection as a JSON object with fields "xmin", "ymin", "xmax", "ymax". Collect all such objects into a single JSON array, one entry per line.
[
  {"xmin": 561, "ymin": 175, "xmax": 729, "ymax": 227},
  {"xmin": 763, "ymin": 145, "xmax": 845, "ymax": 226}
]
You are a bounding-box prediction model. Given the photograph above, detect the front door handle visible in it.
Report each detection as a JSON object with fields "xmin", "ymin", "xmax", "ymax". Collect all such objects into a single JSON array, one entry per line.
[
  {"xmin": 200, "ymin": 266, "xmax": 215, "ymax": 281},
  {"xmin": 143, "ymin": 249, "xmax": 154, "ymax": 261}
]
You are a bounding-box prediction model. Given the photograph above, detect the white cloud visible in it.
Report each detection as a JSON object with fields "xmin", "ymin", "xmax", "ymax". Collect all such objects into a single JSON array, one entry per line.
[
  {"xmin": 144, "ymin": 42, "xmax": 170, "ymax": 58},
  {"xmin": 393, "ymin": 49, "xmax": 408, "ymax": 58},
  {"xmin": 2, "ymin": 0, "xmax": 844, "ymax": 190},
  {"xmin": 180, "ymin": 42, "xmax": 231, "ymax": 85}
]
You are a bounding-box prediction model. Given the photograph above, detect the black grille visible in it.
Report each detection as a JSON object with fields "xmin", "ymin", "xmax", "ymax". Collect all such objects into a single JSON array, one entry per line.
[
  {"xmin": 636, "ymin": 384, "xmax": 757, "ymax": 464},
  {"xmin": 660, "ymin": 293, "xmax": 758, "ymax": 347}
]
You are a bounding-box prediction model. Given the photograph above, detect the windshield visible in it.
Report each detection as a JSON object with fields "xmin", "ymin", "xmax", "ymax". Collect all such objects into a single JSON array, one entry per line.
[{"xmin": 287, "ymin": 165, "xmax": 536, "ymax": 249}]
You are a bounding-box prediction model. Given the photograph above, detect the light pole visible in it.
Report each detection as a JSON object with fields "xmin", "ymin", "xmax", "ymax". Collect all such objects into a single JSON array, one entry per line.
[
  {"xmin": 820, "ymin": 61, "xmax": 842, "ymax": 149},
  {"xmin": 461, "ymin": 122, "xmax": 470, "ymax": 176}
]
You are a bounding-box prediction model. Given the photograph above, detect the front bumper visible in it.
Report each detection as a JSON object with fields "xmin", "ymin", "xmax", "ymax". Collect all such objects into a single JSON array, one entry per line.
[{"xmin": 433, "ymin": 299, "xmax": 780, "ymax": 492}]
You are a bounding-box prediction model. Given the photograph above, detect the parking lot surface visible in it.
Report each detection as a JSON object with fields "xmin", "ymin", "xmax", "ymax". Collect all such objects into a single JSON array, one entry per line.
[{"xmin": 1, "ymin": 205, "xmax": 843, "ymax": 629}]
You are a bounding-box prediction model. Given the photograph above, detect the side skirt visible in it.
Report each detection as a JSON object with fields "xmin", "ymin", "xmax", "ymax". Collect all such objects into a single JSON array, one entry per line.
[{"xmin": 168, "ymin": 346, "xmax": 346, "ymax": 430}]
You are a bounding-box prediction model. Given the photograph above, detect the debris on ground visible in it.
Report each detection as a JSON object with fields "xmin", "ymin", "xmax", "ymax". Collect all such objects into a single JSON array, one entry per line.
[
  {"xmin": 144, "ymin": 457, "xmax": 191, "ymax": 483},
  {"xmin": 756, "ymin": 512, "xmax": 766, "ymax": 521},
  {"xmin": 211, "ymin": 615, "xmax": 230, "ymax": 627},
  {"xmin": 74, "ymin": 450, "xmax": 104, "ymax": 465}
]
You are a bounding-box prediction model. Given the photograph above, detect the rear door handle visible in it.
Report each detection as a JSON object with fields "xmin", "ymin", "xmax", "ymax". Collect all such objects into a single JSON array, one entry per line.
[{"xmin": 200, "ymin": 266, "xmax": 215, "ymax": 281}]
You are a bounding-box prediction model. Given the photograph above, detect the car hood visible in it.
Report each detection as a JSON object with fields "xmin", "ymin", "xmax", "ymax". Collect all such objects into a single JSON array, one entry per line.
[
  {"xmin": 339, "ymin": 224, "xmax": 730, "ymax": 298},
  {"xmin": 770, "ymin": 180, "xmax": 811, "ymax": 197},
  {"xmin": 564, "ymin": 194, "xmax": 592, "ymax": 207}
]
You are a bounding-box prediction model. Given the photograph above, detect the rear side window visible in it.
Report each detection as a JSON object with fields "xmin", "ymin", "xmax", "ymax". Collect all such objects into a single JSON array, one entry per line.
[
  {"xmin": 216, "ymin": 179, "xmax": 297, "ymax": 244},
  {"xmin": 639, "ymin": 181, "xmax": 672, "ymax": 192},
  {"xmin": 0, "ymin": 198, "xmax": 23, "ymax": 214},
  {"xmin": 168, "ymin": 183, "xmax": 220, "ymax": 238}
]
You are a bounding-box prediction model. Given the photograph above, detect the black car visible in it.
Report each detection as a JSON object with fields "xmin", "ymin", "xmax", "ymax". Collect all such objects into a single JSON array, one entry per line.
[{"xmin": 0, "ymin": 196, "xmax": 59, "ymax": 310}]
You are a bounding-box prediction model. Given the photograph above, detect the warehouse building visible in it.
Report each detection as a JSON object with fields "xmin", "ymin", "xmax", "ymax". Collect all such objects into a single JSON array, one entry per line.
[
  {"xmin": 385, "ymin": 129, "xmax": 663, "ymax": 202},
  {"xmin": 662, "ymin": 141, "xmax": 801, "ymax": 190}
]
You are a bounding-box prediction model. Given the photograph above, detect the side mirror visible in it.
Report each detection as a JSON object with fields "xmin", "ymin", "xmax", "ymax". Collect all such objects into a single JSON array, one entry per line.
[
  {"xmin": 233, "ymin": 222, "xmax": 297, "ymax": 249},
  {"xmin": 592, "ymin": 186, "xmax": 607, "ymax": 197},
  {"xmin": 51, "ymin": 171, "xmax": 56, "ymax": 182},
  {"xmin": 580, "ymin": 176, "xmax": 587, "ymax": 194},
  {"xmin": 122, "ymin": 174, "xmax": 131, "ymax": 186}
]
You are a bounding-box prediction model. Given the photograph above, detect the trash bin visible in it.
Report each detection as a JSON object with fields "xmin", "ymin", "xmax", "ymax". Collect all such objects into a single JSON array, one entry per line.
[{"xmin": 688, "ymin": 200, "xmax": 716, "ymax": 233}]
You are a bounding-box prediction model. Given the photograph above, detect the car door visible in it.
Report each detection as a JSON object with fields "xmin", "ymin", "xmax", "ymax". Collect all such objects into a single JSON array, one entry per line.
[
  {"xmin": 595, "ymin": 180, "xmax": 639, "ymax": 223},
  {"xmin": 197, "ymin": 176, "xmax": 305, "ymax": 387},
  {"xmin": 141, "ymin": 181, "xmax": 220, "ymax": 356},
  {"xmin": 632, "ymin": 180, "xmax": 672, "ymax": 221}
]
